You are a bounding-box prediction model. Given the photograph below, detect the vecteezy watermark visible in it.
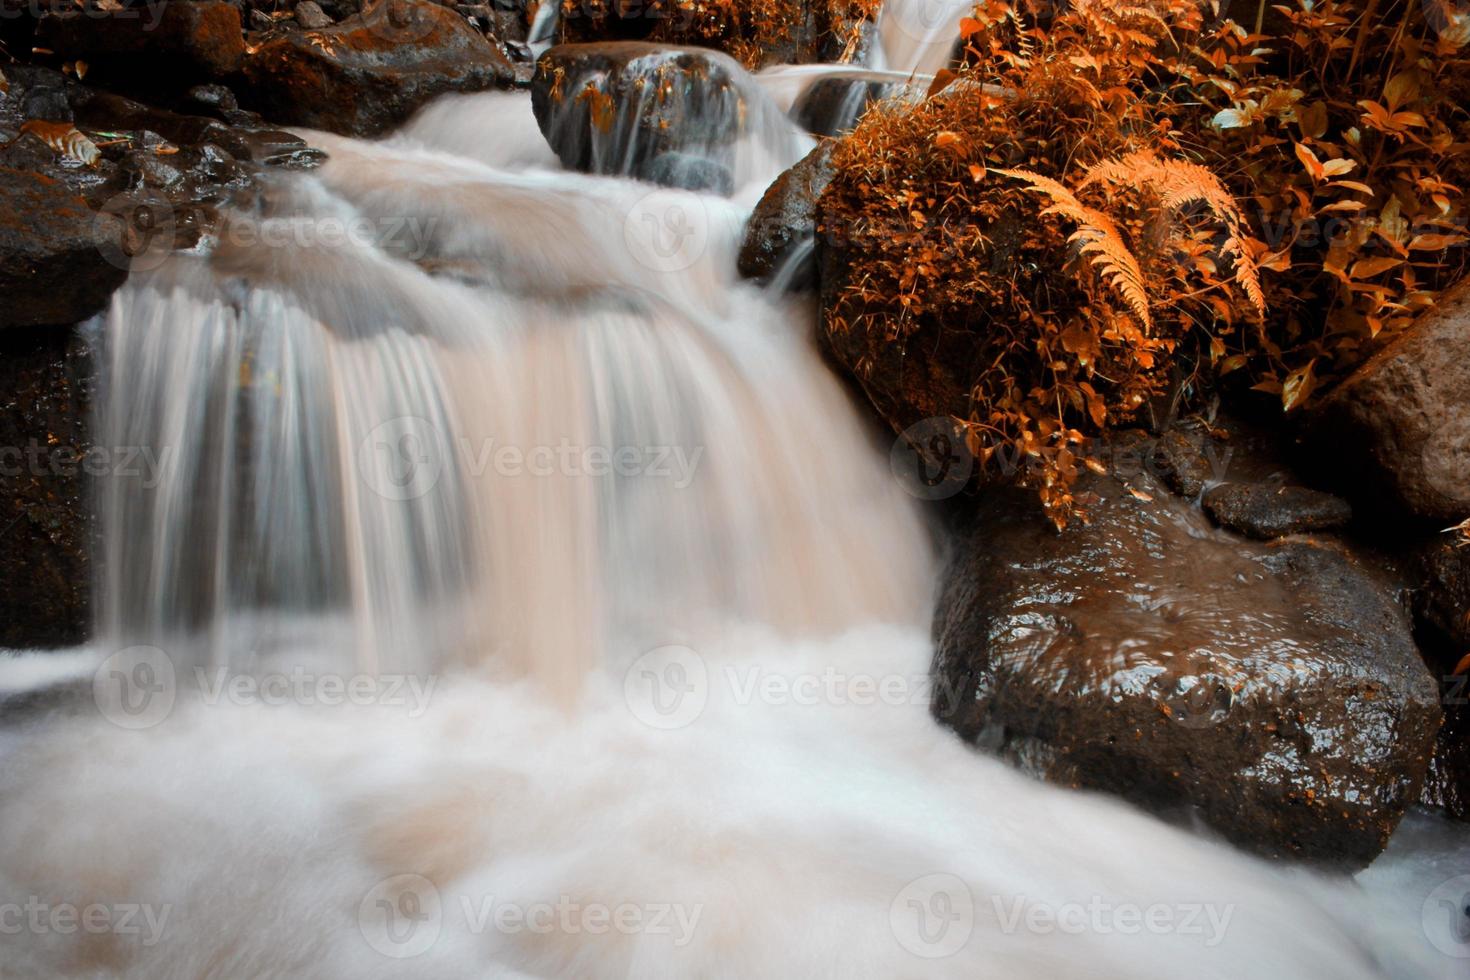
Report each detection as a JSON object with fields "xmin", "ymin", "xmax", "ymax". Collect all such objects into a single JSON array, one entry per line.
[
  {"xmin": 623, "ymin": 649, "xmax": 968, "ymax": 730},
  {"xmin": 93, "ymin": 646, "xmax": 177, "ymax": 730},
  {"xmin": 890, "ymin": 874, "xmax": 975, "ymax": 959},
  {"xmin": 356, "ymin": 416, "xmax": 706, "ymax": 502},
  {"xmin": 0, "ymin": 441, "xmax": 175, "ymax": 489},
  {"xmin": 1422, "ymin": 875, "xmax": 1470, "ymax": 959},
  {"xmin": 993, "ymin": 895, "xmax": 1235, "ymax": 946},
  {"xmin": 0, "ymin": 898, "xmax": 172, "ymax": 948},
  {"xmin": 359, "ymin": 874, "xmax": 443, "ymax": 960},
  {"xmin": 623, "ymin": 189, "xmax": 710, "ymax": 273},
  {"xmin": 357, "ymin": 875, "xmax": 703, "ymax": 959},
  {"xmin": 623, "ymin": 645, "xmax": 709, "ymax": 730},
  {"xmin": 94, "ymin": 190, "xmax": 178, "ymax": 274},
  {"xmin": 93, "ymin": 647, "xmax": 440, "ymax": 729},
  {"xmin": 890, "ymin": 417, "xmax": 975, "ymax": 501},
  {"xmin": 193, "ymin": 667, "xmax": 438, "ymax": 718},
  {"xmin": 0, "ymin": 0, "xmax": 169, "ymax": 28},
  {"xmin": 362, "ymin": 0, "xmax": 441, "ymax": 44}
]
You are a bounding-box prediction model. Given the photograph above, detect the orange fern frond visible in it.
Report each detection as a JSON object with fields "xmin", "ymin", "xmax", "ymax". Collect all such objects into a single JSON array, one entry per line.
[{"xmin": 994, "ymin": 167, "xmax": 1153, "ymax": 330}]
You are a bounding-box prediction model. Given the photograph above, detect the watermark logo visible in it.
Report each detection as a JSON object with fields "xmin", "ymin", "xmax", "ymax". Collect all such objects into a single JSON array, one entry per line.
[
  {"xmin": 1422, "ymin": 874, "xmax": 1470, "ymax": 958},
  {"xmin": 993, "ymin": 895, "xmax": 1235, "ymax": 946},
  {"xmin": 358, "ymin": 416, "xmax": 447, "ymax": 502},
  {"xmin": 94, "ymin": 190, "xmax": 177, "ymax": 273},
  {"xmin": 624, "ymin": 190, "xmax": 710, "ymax": 273},
  {"xmin": 0, "ymin": 898, "xmax": 171, "ymax": 947},
  {"xmin": 884, "ymin": 0, "xmax": 974, "ymax": 48},
  {"xmin": 890, "ymin": 873, "xmax": 974, "ymax": 958},
  {"xmin": 93, "ymin": 646, "xmax": 176, "ymax": 730},
  {"xmin": 363, "ymin": 0, "xmax": 441, "ymax": 44},
  {"xmin": 359, "ymin": 874, "xmax": 443, "ymax": 959},
  {"xmin": 890, "ymin": 417, "xmax": 975, "ymax": 500},
  {"xmin": 623, "ymin": 645, "xmax": 708, "ymax": 730}
]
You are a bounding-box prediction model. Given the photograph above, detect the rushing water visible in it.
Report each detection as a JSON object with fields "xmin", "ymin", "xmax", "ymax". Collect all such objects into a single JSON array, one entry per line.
[{"xmin": 0, "ymin": 4, "xmax": 1465, "ymax": 977}]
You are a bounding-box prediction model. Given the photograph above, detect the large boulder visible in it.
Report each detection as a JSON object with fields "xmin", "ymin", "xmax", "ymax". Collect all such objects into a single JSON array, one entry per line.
[
  {"xmin": 36, "ymin": 1, "xmax": 247, "ymax": 89},
  {"xmin": 531, "ymin": 42, "xmax": 744, "ymax": 193},
  {"xmin": 0, "ymin": 168, "xmax": 127, "ymax": 328},
  {"xmin": 243, "ymin": 0, "xmax": 517, "ymax": 137},
  {"xmin": 931, "ymin": 469, "xmax": 1442, "ymax": 867},
  {"xmin": 738, "ymin": 140, "xmax": 835, "ymax": 287},
  {"xmin": 1308, "ymin": 278, "xmax": 1470, "ymax": 523}
]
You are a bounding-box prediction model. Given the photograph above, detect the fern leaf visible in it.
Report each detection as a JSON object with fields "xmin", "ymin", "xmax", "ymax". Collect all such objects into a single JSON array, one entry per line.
[{"xmin": 995, "ymin": 167, "xmax": 1153, "ymax": 330}]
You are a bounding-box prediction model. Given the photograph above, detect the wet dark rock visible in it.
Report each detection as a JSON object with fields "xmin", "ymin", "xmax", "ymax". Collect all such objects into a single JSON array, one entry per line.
[
  {"xmin": 793, "ymin": 77, "xmax": 887, "ymax": 137},
  {"xmin": 1307, "ymin": 278, "xmax": 1470, "ymax": 524},
  {"xmin": 739, "ymin": 140, "xmax": 835, "ymax": 288},
  {"xmin": 532, "ymin": 42, "xmax": 746, "ymax": 191},
  {"xmin": 0, "ymin": 168, "xmax": 128, "ymax": 329},
  {"xmin": 0, "ymin": 325, "xmax": 97, "ymax": 648},
  {"xmin": 1422, "ymin": 691, "xmax": 1470, "ymax": 820},
  {"xmin": 932, "ymin": 470, "xmax": 1441, "ymax": 867},
  {"xmin": 36, "ymin": 1, "xmax": 247, "ymax": 89},
  {"xmin": 1152, "ymin": 428, "xmax": 1214, "ymax": 498},
  {"xmin": 1202, "ymin": 482, "xmax": 1353, "ymax": 539},
  {"xmin": 1413, "ymin": 538, "xmax": 1470, "ymax": 654},
  {"xmin": 243, "ymin": 0, "xmax": 518, "ymax": 137},
  {"xmin": 294, "ymin": 0, "xmax": 334, "ymax": 28},
  {"xmin": 643, "ymin": 152, "xmax": 733, "ymax": 196},
  {"xmin": 185, "ymin": 83, "xmax": 240, "ymax": 115}
]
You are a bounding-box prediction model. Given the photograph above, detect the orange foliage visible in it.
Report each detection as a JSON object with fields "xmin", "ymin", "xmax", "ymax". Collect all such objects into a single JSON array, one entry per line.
[{"xmin": 822, "ymin": 0, "xmax": 1469, "ymax": 524}]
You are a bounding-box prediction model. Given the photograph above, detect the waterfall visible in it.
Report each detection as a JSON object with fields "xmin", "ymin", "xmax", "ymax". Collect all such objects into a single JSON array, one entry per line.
[
  {"xmin": 93, "ymin": 91, "xmax": 931, "ymax": 690},
  {"xmin": 0, "ymin": 14, "xmax": 1460, "ymax": 980}
]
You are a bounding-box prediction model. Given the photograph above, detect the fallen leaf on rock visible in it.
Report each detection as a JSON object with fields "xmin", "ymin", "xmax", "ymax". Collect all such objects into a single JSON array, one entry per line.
[{"xmin": 19, "ymin": 120, "xmax": 101, "ymax": 167}]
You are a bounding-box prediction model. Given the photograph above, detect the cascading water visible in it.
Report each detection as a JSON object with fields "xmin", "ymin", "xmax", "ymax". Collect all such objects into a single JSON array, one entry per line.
[
  {"xmin": 0, "ymin": 6, "xmax": 1464, "ymax": 978},
  {"xmin": 92, "ymin": 90, "xmax": 929, "ymax": 688}
]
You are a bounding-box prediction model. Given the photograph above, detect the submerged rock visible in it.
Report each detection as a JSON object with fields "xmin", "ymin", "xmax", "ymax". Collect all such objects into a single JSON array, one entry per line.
[
  {"xmin": 932, "ymin": 470, "xmax": 1441, "ymax": 867},
  {"xmin": 1202, "ymin": 482, "xmax": 1352, "ymax": 539},
  {"xmin": 244, "ymin": 0, "xmax": 518, "ymax": 137},
  {"xmin": 739, "ymin": 140, "xmax": 835, "ymax": 287},
  {"xmin": 531, "ymin": 42, "xmax": 744, "ymax": 193},
  {"xmin": 1307, "ymin": 278, "xmax": 1470, "ymax": 523}
]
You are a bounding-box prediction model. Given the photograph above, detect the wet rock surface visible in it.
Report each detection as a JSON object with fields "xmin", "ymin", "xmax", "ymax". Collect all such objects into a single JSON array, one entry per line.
[
  {"xmin": 932, "ymin": 469, "xmax": 1442, "ymax": 867},
  {"xmin": 244, "ymin": 0, "xmax": 519, "ymax": 137},
  {"xmin": 532, "ymin": 42, "xmax": 745, "ymax": 192},
  {"xmin": 738, "ymin": 140, "xmax": 835, "ymax": 287},
  {"xmin": 1307, "ymin": 278, "xmax": 1470, "ymax": 524},
  {"xmin": 0, "ymin": 326, "xmax": 96, "ymax": 648},
  {"xmin": 1201, "ymin": 482, "xmax": 1353, "ymax": 539},
  {"xmin": 0, "ymin": 167, "xmax": 126, "ymax": 328},
  {"xmin": 36, "ymin": 1, "xmax": 247, "ymax": 91}
]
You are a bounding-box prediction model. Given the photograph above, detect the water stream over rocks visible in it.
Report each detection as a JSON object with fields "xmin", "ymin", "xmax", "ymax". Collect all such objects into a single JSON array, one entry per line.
[{"xmin": 0, "ymin": 1, "xmax": 1466, "ymax": 976}]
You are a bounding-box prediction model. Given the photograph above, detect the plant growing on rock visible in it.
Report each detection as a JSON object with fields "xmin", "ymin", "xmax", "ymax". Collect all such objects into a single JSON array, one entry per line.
[
  {"xmin": 821, "ymin": 0, "xmax": 1265, "ymax": 525},
  {"xmin": 558, "ymin": 0, "xmax": 881, "ymax": 68},
  {"xmin": 820, "ymin": 0, "xmax": 1469, "ymax": 525}
]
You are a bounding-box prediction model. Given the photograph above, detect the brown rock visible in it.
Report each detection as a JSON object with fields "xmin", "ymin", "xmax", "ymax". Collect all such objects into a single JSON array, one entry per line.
[
  {"xmin": 738, "ymin": 140, "xmax": 835, "ymax": 288},
  {"xmin": 37, "ymin": 2, "xmax": 246, "ymax": 84},
  {"xmin": 1202, "ymin": 482, "xmax": 1352, "ymax": 539},
  {"xmin": 244, "ymin": 0, "xmax": 517, "ymax": 137},
  {"xmin": 1309, "ymin": 279, "xmax": 1470, "ymax": 523},
  {"xmin": 932, "ymin": 470, "xmax": 1442, "ymax": 867},
  {"xmin": 0, "ymin": 168, "xmax": 127, "ymax": 329}
]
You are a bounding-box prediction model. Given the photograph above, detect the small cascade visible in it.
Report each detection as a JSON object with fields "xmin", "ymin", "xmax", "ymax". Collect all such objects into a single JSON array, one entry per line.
[{"xmin": 93, "ymin": 88, "xmax": 931, "ymax": 689}]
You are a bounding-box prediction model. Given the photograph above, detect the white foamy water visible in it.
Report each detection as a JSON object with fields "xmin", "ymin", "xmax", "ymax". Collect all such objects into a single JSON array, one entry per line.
[{"xmin": 0, "ymin": 21, "xmax": 1464, "ymax": 979}]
